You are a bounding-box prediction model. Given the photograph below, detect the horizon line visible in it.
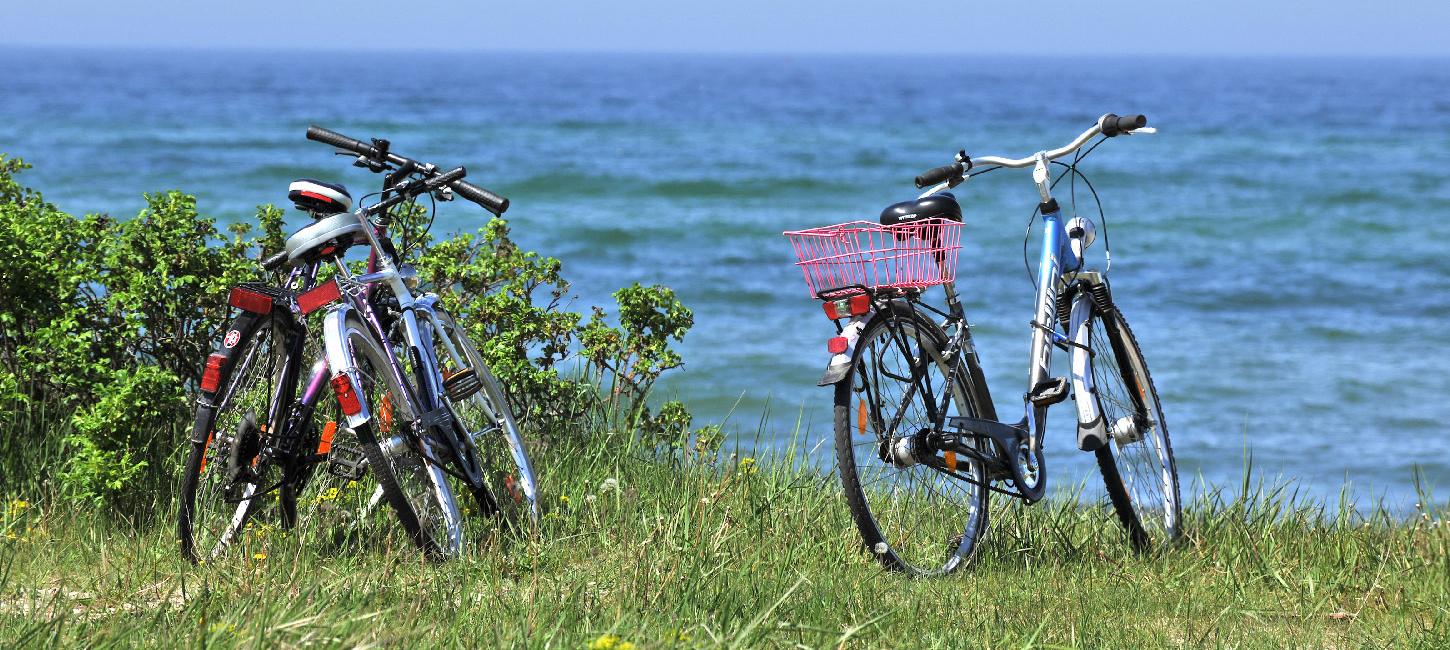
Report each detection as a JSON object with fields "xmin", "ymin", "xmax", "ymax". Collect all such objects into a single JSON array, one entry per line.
[{"xmin": 1, "ymin": 42, "xmax": 1447, "ymax": 60}]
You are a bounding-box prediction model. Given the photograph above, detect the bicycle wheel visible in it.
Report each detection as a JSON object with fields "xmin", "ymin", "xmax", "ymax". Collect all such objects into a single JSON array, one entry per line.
[
  {"xmin": 178, "ymin": 317, "xmax": 290, "ymax": 563},
  {"xmin": 334, "ymin": 312, "xmax": 463, "ymax": 557},
  {"xmin": 429, "ymin": 310, "xmax": 539, "ymax": 532},
  {"xmin": 834, "ymin": 306, "xmax": 990, "ymax": 576},
  {"xmin": 1085, "ymin": 306, "xmax": 1181, "ymax": 549}
]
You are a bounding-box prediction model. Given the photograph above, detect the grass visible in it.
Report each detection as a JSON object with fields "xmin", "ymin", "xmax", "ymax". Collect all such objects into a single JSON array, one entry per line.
[{"xmin": 2, "ymin": 431, "xmax": 1448, "ymax": 649}]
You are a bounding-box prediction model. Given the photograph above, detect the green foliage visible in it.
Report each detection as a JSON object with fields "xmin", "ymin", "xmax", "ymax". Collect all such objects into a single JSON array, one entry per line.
[
  {"xmin": 0, "ymin": 157, "xmax": 290, "ymax": 508},
  {"xmin": 399, "ymin": 204, "xmax": 695, "ymax": 439},
  {"xmin": 0, "ymin": 156, "xmax": 697, "ymax": 510}
]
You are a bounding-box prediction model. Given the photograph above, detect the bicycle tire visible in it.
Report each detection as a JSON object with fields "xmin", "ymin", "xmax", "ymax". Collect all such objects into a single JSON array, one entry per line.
[
  {"xmin": 178, "ymin": 316, "xmax": 289, "ymax": 563},
  {"xmin": 833, "ymin": 305, "xmax": 991, "ymax": 576},
  {"xmin": 429, "ymin": 311, "xmax": 540, "ymax": 533},
  {"xmin": 1085, "ymin": 305, "xmax": 1182, "ymax": 550},
  {"xmin": 335, "ymin": 311, "xmax": 463, "ymax": 558}
]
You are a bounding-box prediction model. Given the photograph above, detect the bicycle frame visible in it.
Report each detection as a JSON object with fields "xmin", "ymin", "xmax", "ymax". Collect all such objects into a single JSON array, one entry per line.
[{"xmin": 886, "ymin": 155, "xmax": 1113, "ymax": 502}]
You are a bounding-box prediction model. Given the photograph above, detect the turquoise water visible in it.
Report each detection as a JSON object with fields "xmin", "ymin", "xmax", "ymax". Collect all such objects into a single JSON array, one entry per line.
[{"xmin": 3, "ymin": 48, "xmax": 1448, "ymax": 505}]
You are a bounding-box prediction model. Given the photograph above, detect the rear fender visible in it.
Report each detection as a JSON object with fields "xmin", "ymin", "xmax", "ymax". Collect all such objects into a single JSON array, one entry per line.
[{"xmin": 818, "ymin": 314, "xmax": 870, "ymax": 386}]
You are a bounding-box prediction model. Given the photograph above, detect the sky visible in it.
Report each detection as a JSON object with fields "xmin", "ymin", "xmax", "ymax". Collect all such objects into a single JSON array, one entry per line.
[{"xmin": 1, "ymin": 1, "xmax": 1448, "ymax": 56}]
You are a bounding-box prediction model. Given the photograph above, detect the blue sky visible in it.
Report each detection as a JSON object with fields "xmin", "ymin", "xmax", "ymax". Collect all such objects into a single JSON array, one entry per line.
[{"xmin": 2, "ymin": 1, "xmax": 1448, "ymax": 56}]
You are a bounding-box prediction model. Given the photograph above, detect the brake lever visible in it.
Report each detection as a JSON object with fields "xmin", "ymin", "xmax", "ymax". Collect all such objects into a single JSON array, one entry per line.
[
  {"xmin": 353, "ymin": 154, "xmax": 388, "ymax": 173},
  {"xmin": 432, "ymin": 186, "xmax": 455, "ymax": 202},
  {"xmin": 1125, "ymin": 127, "xmax": 1158, "ymax": 135}
]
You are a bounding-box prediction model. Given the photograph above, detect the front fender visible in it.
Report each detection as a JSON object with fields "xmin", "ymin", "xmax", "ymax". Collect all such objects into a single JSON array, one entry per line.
[{"xmin": 1068, "ymin": 287, "xmax": 1107, "ymax": 451}]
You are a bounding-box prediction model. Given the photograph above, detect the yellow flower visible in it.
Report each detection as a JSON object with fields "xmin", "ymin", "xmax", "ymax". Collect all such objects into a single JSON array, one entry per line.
[
  {"xmin": 252, "ymin": 552, "xmax": 267, "ymax": 561},
  {"xmin": 588, "ymin": 634, "xmax": 635, "ymax": 650},
  {"xmin": 6, "ymin": 500, "xmax": 30, "ymax": 517},
  {"xmin": 560, "ymin": 495, "xmax": 570, "ymax": 506},
  {"xmin": 738, "ymin": 457, "xmax": 758, "ymax": 476}
]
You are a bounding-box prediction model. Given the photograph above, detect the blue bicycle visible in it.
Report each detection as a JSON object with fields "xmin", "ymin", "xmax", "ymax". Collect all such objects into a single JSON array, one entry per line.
[{"xmin": 785, "ymin": 114, "xmax": 1180, "ymax": 575}]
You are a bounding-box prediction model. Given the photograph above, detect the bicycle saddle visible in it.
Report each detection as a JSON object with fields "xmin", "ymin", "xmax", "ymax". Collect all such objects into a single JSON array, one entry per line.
[
  {"xmin": 879, "ymin": 192, "xmax": 962, "ymax": 227},
  {"xmin": 283, "ymin": 212, "xmax": 367, "ymax": 267},
  {"xmin": 287, "ymin": 178, "xmax": 353, "ymax": 214}
]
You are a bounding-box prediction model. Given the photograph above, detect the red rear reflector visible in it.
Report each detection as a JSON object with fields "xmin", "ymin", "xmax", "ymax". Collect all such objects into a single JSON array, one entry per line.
[
  {"xmin": 848, "ymin": 293, "xmax": 871, "ymax": 316},
  {"xmin": 828, "ymin": 336, "xmax": 849, "ymax": 354},
  {"xmin": 317, "ymin": 421, "xmax": 337, "ymax": 454},
  {"xmin": 200, "ymin": 353, "xmax": 226, "ymax": 393},
  {"xmin": 299, "ymin": 278, "xmax": 341, "ymax": 315},
  {"xmin": 228, "ymin": 286, "xmax": 273, "ymax": 314},
  {"xmin": 332, "ymin": 373, "xmax": 363, "ymax": 416}
]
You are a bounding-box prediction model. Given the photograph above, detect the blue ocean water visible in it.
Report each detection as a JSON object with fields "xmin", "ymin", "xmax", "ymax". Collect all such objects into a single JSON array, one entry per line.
[{"xmin": 3, "ymin": 48, "xmax": 1448, "ymax": 506}]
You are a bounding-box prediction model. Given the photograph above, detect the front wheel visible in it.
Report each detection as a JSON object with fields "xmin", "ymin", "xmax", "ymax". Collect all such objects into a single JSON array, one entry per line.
[
  {"xmin": 1086, "ymin": 306, "xmax": 1181, "ymax": 550},
  {"xmin": 430, "ymin": 310, "xmax": 540, "ymax": 534}
]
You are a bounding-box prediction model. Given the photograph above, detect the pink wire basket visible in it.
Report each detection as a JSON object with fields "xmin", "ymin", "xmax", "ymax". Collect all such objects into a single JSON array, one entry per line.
[{"xmin": 783, "ymin": 218, "xmax": 963, "ymax": 298}]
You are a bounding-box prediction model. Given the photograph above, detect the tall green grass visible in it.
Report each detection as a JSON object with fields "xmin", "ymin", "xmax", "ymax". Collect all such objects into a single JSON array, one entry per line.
[{"xmin": 2, "ymin": 423, "xmax": 1447, "ymax": 648}]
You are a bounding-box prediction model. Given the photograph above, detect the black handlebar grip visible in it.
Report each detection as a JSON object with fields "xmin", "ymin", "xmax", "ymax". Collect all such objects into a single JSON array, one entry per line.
[
  {"xmin": 1100, "ymin": 113, "xmax": 1148, "ymax": 137},
  {"xmin": 261, "ymin": 249, "xmax": 289, "ymax": 272},
  {"xmin": 451, "ymin": 180, "xmax": 510, "ymax": 215},
  {"xmin": 306, "ymin": 125, "xmax": 378, "ymax": 157},
  {"xmin": 426, "ymin": 166, "xmax": 468, "ymax": 189},
  {"xmin": 914, "ymin": 163, "xmax": 965, "ymax": 189}
]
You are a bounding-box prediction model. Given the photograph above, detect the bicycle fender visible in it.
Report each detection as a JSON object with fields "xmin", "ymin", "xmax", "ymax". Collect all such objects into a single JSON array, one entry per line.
[
  {"xmin": 1067, "ymin": 289, "xmax": 1108, "ymax": 451},
  {"xmin": 818, "ymin": 316, "xmax": 869, "ymax": 386},
  {"xmin": 320, "ymin": 304, "xmax": 374, "ymax": 429}
]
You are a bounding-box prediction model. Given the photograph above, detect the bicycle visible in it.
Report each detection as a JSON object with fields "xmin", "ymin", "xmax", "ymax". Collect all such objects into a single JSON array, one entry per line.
[
  {"xmin": 784, "ymin": 113, "xmax": 1180, "ymax": 575},
  {"xmin": 178, "ymin": 127, "xmax": 538, "ymax": 561}
]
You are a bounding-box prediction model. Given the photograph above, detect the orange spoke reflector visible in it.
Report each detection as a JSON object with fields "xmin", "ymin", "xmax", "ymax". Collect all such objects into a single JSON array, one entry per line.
[
  {"xmin": 505, "ymin": 474, "xmax": 523, "ymax": 503},
  {"xmin": 200, "ymin": 430, "xmax": 214, "ymax": 473},
  {"xmin": 317, "ymin": 421, "xmax": 337, "ymax": 454},
  {"xmin": 857, "ymin": 399, "xmax": 867, "ymax": 436},
  {"xmin": 380, "ymin": 394, "xmax": 394, "ymax": 434},
  {"xmin": 944, "ymin": 451, "xmax": 958, "ymax": 472}
]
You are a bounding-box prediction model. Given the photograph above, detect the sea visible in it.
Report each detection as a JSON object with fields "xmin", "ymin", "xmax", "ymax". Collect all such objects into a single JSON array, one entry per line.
[{"xmin": 2, "ymin": 48, "xmax": 1447, "ymax": 508}]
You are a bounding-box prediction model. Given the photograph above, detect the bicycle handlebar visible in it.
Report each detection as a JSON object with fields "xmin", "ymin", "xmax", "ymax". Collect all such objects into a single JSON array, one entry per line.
[
  {"xmin": 913, "ymin": 113, "xmax": 1150, "ymax": 187},
  {"xmin": 914, "ymin": 163, "xmax": 965, "ymax": 189},
  {"xmin": 306, "ymin": 125, "xmax": 510, "ymax": 216}
]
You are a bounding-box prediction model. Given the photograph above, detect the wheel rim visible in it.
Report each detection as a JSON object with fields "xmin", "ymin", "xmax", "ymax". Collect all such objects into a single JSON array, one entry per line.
[
  {"xmin": 183, "ymin": 325, "xmax": 285, "ymax": 561},
  {"xmin": 433, "ymin": 313, "xmax": 540, "ymax": 534},
  {"xmin": 847, "ymin": 317, "xmax": 987, "ymax": 575},
  {"xmin": 1089, "ymin": 312, "xmax": 1179, "ymax": 544},
  {"xmin": 347, "ymin": 322, "xmax": 462, "ymax": 556}
]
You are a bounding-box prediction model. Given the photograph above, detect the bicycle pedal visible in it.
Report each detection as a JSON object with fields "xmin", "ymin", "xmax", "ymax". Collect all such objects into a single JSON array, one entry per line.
[
  {"xmin": 443, "ymin": 367, "xmax": 481, "ymax": 402},
  {"xmin": 1027, "ymin": 377, "xmax": 1070, "ymax": 407},
  {"xmin": 326, "ymin": 441, "xmax": 369, "ymax": 481}
]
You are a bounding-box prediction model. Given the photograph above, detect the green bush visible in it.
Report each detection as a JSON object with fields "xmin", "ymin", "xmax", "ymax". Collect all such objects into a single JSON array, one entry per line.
[{"xmin": 0, "ymin": 154, "xmax": 695, "ymax": 511}]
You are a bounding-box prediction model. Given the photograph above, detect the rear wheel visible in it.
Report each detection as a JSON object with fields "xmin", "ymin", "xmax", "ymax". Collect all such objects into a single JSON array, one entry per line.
[
  {"xmin": 335, "ymin": 313, "xmax": 462, "ymax": 557},
  {"xmin": 1086, "ymin": 306, "xmax": 1181, "ymax": 549},
  {"xmin": 834, "ymin": 307, "xmax": 990, "ymax": 576},
  {"xmin": 178, "ymin": 318, "xmax": 289, "ymax": 563}
]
